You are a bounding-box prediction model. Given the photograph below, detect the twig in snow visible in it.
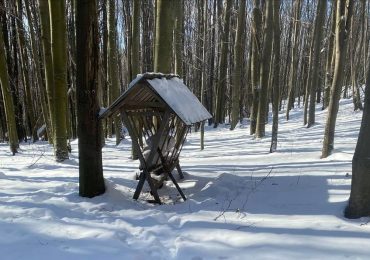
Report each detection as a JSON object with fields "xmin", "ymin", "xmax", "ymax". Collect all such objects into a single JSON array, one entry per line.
[
  {"xmin": 27, "ymin": 150, "xmax": 46, "ymax": 168},
  {"xmin": 214, "ymin": 167, "xmax": 273, "ymax": 222},
  {"xmin": 241, "ymin": 167, "xmax": 273, "ymax": 212}
]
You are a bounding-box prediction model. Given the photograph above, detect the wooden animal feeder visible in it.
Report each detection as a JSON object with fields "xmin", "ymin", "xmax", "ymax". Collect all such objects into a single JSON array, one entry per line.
[{"xmin": 99, "ymin": 73, "xmax": 212, "ymax": 203}]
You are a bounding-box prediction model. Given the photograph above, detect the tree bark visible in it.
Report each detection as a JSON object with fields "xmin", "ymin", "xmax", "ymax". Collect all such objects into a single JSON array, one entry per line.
[
  {"xmin": 230, "ymin": 0, "xmax": 246, "ymax": 130},
  {"xmin": 154, "ymin": 0, "xmax": 174, "ymax": 73},
  {"xmin": 0, "ymin": 22, "xmax": 19, "ymax": 154},
  {"xmin": 76, "ymin": 0, "xmax": 105, "ymax": 198},
  {"xmin": 286, "ymin": 0, "xmax": 302, "ymax": 120},
  {"xmin": 174, "ymin": 0, "xmax": 183, "ymax": 77},
  {"xmin": 200, "ymin": 0, "xmax": 208, "ymax": 150},
  {"xmin": 49, "ymin": 0, "xmax": 69, "ymax": 161},
  {"xmin": 323, "ymin": 0, "xmax": 337, "ymax": 110},
  {"xmin": 24, "ymin": 0, "xmax": 51, "ymax": 142},
  {"xmin": 255, "ymin": 0, "xmax": 274, "ymax": 138},
  {"xmin": 345, "ymin": 60, "xmax": 370, "ymax": 218},
  {"xmin": 350, "ymin": 1, "xmax": 364, "ymax": 111},
  {"xmin": 306, "ymin": 0, "xmax": 327, "ymax": 127},
  {"xmin": 131, "ymin": 0, "xmax": 141, "ymax": 78},
  {"xmin": 270, "ymin": 0, "xmax": 280, "ymax": 153},
  {"xmin": 214, "ymin": 0, "xmax": 232, "ymax": 127},
  {"xmin": 107, "ymin": 0, "xmax": 121, "ymax": 145},
  {"xmin": 39, "ymin": 0, "xmax": 55, "ymax": 143},
  {"xmin": 250, "ymin": 0, "xmax": 262, "ymax": 134}
]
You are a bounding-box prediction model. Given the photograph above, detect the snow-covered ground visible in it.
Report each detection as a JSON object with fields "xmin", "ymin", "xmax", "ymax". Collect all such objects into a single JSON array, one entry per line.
[{"xmin": 1, "ymin": 98, "xmax": 369, "ymax": 260}]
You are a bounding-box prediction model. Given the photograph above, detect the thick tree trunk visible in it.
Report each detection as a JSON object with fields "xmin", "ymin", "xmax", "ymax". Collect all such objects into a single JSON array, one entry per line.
[
  {"xmin": 76, "ymin": 0, "xmax": 105, "ymax": 198},
  {"xmin": 345, "ymin": 63, "xmax": 370, "ymax": 218},
  {"xmin": 154, "ymin": 0, "xmax": 174, "ymax": 74},
  {"xmin": 174, "ymin": 0, "xmax": 183, "ymax": 77},
  {"xmin": 322, "ymin": 0, "xmax": 353, "ymax": 158},
  {"xmin": 255, "ymin": 0, "xmax": 274, "ymax": 138},
  {"xmin": 49, "ymin": 0, "xmax": 69, "ymax": 161}
]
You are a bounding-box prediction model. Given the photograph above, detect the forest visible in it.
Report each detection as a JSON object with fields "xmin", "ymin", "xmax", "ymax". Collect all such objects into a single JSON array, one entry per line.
[{"xmin": 0, "ymin": 0, "xmax": 370, "ymax": 259}]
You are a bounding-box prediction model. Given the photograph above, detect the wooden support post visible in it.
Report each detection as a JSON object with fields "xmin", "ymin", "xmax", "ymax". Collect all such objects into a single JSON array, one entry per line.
[
  {"xmin": 175, "ymin": 161, "xmax": 184, "ymax": 179},
  {"xmin": 122, "ymin": 110, "xmax": 171, "ymax": 203},
  {"xmin": 122, "ymin": 111, "xmax": 161, "ymax": 203},
  {"xmin": 157, "ymin": 147, "xmax": 187, "ymax": 201}
]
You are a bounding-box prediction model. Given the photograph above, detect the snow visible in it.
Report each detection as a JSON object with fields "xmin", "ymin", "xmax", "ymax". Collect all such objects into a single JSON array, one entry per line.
[
  {"xmin": 148, "ymin": 77, "xmax": 212, "ymax": 125},
  {"xmin": 98, "ymin": 107, "xmax": 107, "ymax": 117},
  {"xmin": 1, "ymin": 98, "xmax": 369, "ymax": 260}
]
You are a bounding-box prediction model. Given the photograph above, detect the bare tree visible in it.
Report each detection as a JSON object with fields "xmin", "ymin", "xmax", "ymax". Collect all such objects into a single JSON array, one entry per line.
[
  {"xmin": 345, "ymin": 62, "xmax": 370, "ymax": 218},
  {"xmin": 0, "ymin": 20, "xmax": 18, "ymax": 154},
  {"xmin": 76, "ymin": 0, "xmax": 105, "ymax": 198},
  {"xmin": 305, "ymin": 0, "xmax": 327, "ymax": 127},
  {"xmin": 255, "ymin": 0, "xmax": 274, "ymax": 138},
  {"xmin": 322, "ymin": 0, "xmax": 353, "ymax": 158},
  {"xmin": 270, "ymin": 0, "xmax": 280, "ymax": 153},
  {"xmin": 230, "ymin": 0, "xmax": 246, "ymax": 130}
]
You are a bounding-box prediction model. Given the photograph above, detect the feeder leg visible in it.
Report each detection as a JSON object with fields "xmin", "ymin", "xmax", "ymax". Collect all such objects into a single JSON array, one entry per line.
[
  {"xmin": 146, "ymin": 174, "xmax": 161, "ymax": 204},
  {"xmin": 176, "ymin": 161, "xmax": 184, "ymax": 179},
  {"xmin": 133, "ymin": 171, "xmax": 146, "ymax": 200},
  {"xmin": 168, "ymin": 171, "xmax": 186, "ymax": 201}
]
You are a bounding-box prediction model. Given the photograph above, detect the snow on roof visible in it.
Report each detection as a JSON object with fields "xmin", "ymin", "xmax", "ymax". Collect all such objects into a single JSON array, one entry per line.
[
  {"xmin": 147, "ymin": 77, "xmax": 212, "ymax": 125},
  {"xmin": 99, "ymin": 73, "xmax": 212, "ymax": 125}
]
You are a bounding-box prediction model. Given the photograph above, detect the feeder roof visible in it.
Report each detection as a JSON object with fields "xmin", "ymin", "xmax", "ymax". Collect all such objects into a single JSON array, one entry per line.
[{"xmin": 99, "ymin": 73, "xmax": 212, "ymax": 125}]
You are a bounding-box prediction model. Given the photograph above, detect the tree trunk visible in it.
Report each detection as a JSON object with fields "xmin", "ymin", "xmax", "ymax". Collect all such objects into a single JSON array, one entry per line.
[
  {"xmin": 76, "ymin": 0, "xmax": 105, "ymax": 198},
  {"xmin": 131, "ymin": 0, "xmax": 141, "ymax": 159},
  {"xmin": 142, "ymin": 0, "xmax": 154, "ymax": 73},
  {"xmin": 39, "ymin": 0, "xmax": 55, "ymax": 144},
  {"xmin": 49, "ymin": 0, "xmax": 69, "ymax": 161},
  {"xmin": 255, "ymin": 0, "xmax": 274, "ymax": 138},
  {"xmin": 345, "ymin": 62, "xmax": 370, "ymax": 218},
  {"xmin": 322, "ymin": 0, "xmax": 353, "ymax": 158},
  {"xmin": 0, "ymin": 22, "xmax": 19, "ymax": 154},
  {"xmin": 270, "ymin": 0, "xmax": 280, "ymax": 153},
  {"xmin": 24, "ymin": 0, "xmax": 51, "ymax": 142},
  {"xmin": 214, "ymin": 0, "xmax": 232, "ymax": 127},
  {"xmin": 306, "ymin": 0, "xmax": 327, "ymax": 127},
  {"xmin": 230, "ymin": 0, "xmax": 246, "ymax": 130},
  {"xmin": 16, "ymin": 0, "xmax": 38, "ymax": 142},
  {"xmin": 131, "ymin": 0, "xmax": 141, "ymax": 78},
  {"xmin": 350, "ymin": 1, "xmax": 364, "ymax": 111},
  {"xmin": 174, "ymin": 0, "xmax": 183, "ymax": 77},
  {"xmin": 200, "ymin": 0, "xmax": 208, "ymax": 150},
  {"xmin": 323, "ymin": 0, "xmax": 337, "ymax": 110},
  {"xmin": 107, "ymin": 0, "xmax": 121, "ymax": 145},
  {"xmin": 286, "ymin": 0, "xmax": 302, "ymax": 120},
  {"xmin": 250, "ymin": 0, "xmax": 262, "ymax": 134},
  {"xmin": 154, "ymin": 0, "xmax": 174, "ymax": 73}
]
